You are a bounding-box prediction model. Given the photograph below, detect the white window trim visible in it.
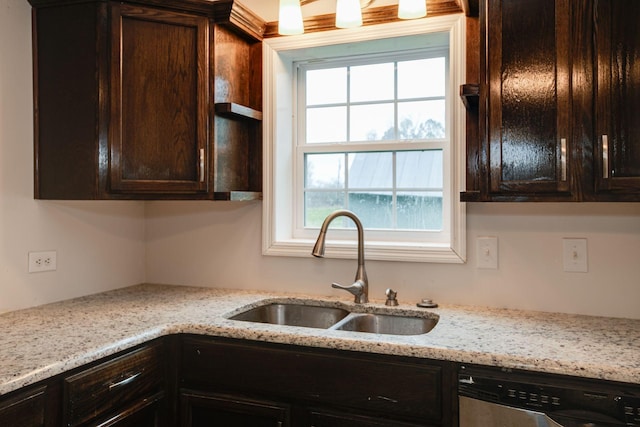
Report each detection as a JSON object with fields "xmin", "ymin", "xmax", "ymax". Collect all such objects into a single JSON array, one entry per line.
[{"xmin": 262, "ymin": 14, "xmax": 467, "ymax": 264}]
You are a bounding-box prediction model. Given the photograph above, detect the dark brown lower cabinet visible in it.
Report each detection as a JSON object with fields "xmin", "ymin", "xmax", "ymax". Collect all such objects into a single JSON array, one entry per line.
[
  {"xmin": 180, "ymin": 390, "xmax": 289, "ymax": 426},
  {"xmin": 96, "ymin": 395, "xmax": 165, "ymax": 427},
  {"xmin": 63, "ymin": 341, "xmax": 167, "ymax": 426},
  {"xmin": 179, "ymin": 336, "xmax": 457, "ymax": 427},
  {"xmin": 0, "ymin": 385, "xmax": 47, "ymax": 427},
  {"xmin": 307, "ymin": 409, "xmax": 427, "ymax": 427}
]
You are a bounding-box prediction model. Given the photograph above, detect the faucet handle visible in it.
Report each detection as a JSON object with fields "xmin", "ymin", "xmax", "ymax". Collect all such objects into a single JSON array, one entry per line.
[
  {"xmin": 385, "ymin": 288, "xmax": 398, "ymax": 306},
  {"xmin": 332, "ymin": 281, "xmax": 368, "ymax": 304}
]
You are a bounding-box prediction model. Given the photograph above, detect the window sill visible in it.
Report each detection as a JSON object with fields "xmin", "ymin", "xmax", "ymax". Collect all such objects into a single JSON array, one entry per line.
[{"xmin": 263, "ymin": 238, "xmax": 465, "ymax": 264}]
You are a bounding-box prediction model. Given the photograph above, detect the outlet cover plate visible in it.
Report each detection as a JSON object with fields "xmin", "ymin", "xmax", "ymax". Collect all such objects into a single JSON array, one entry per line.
[{"xmin": 28, "ymin": 251, "xmax": 57, "ymax": 273}]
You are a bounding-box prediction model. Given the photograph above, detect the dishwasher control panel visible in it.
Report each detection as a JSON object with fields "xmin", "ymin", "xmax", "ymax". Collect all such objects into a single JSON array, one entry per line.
[{"xmin": 459, "ymin": 370, "xmax": 640, "ymax": 426}]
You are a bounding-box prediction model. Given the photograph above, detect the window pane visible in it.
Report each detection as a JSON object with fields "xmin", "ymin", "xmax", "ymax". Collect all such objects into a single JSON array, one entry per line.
[
  {"xmin": 350, "ymin": 63, "xmax": 394, "ymax": 102},
  {"xmin": 306, "ymin": 67, "xmax": 347, "ymax": 105},
  {"xmin": 307, "ymin": 106, "xmax": 347, "ymax": 143},
  {"xmin": 396, "ymin": 150, "xmax": 443, "ymax": 188},
  {"xmin": 349, "ymin": 192, "xmax": 393, "ymax": 229},
  {"xmin": 348, "ymin": 152, "xmax": 393, "ymax": 188},
  {"xmin": 305, "ymin": 191, "xmax": 345, "ymax": 227},
  {"xmin": 397, "ymin": 192, "xmax": 443, "ymax": 230},
  {"xmin": 305, "ymin": 153, "xmax": 346, "ymax": 189},
  {"xmin": 350, "ymin": 103, "xmax": 394, "ymax": 141},
  {"xmin": 398, "ymin": 58, "xmax": 446, "ymax": 99},
  {"xmin": 398, "ymin": 100, "xmax": 445, "ymax": 140}
]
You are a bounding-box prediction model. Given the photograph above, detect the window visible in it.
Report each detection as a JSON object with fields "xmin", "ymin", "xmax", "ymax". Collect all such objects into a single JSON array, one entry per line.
[
  {"xmin": 263, "ymin": 15, "xmax": 466, "ymax": 263},
  {"xmin": 297, "ymin": 50, "xmax": 447, "ymax": 238}
]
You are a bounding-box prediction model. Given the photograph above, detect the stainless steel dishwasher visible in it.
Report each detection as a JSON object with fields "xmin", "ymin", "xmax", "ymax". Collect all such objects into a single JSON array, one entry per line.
[{"xmin": 458, "ymin": 366, "xmax": 640, "ymax": 427}]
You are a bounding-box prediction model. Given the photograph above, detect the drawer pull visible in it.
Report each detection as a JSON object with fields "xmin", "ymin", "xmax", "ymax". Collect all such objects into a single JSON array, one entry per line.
[
  {"xmin": 560, "ymin": 138, "xmax": 567, "ymax": 181},
  {"xmin": 602, "ymin": 134, "xmax": 609, "ymax": 179},
  {"xmin": 108, "ymin": 372, "xmax": 141, "ymax": 390},
  {"xmin": 199, "ymin": 148, "xmax": 205, "ymax": 183}
]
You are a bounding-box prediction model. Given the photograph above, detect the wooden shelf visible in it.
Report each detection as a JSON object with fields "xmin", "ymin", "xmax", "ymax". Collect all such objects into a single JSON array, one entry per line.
[
  {"xmin": 460, "ymin": 84, "xmax": 479, "ymax": 110},
  {"xmin": 215, "ymin": 103, "xmax": 263, "ymax": 121}
]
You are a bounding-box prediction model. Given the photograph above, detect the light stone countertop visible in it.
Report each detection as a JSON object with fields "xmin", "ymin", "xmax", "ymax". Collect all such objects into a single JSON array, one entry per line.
[{"xmin": 1, "ymin": 283, "xmax": 639, "ymax": 396}]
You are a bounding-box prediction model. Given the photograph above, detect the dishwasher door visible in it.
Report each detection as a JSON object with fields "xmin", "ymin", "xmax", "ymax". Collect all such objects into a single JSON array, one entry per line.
[{"xmin": 460, "ymin": 396, "xmax": 564, "ymax": 427}]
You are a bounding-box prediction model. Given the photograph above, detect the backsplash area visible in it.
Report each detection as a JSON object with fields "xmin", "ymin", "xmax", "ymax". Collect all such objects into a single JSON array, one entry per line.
[{"xmin": 145, "ymin": 201, "xmax": 640, "ymax": 319}]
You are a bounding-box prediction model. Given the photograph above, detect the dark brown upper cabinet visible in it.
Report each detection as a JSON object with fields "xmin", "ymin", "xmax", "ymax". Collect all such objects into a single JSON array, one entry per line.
[
  {"xmin": 463, "ymin": 0, "xmax": 575, "ymax": 201},
  {"xmin": 31, "ymin": 0, "xmax": 264, "ymax": 200},
  {"xmin": 593, "ymin": 0, "xmax": 640, "ymax": 200},
  {"xmin": 462, "ymin": 0, "xmax": 640, "ymax": 202},
  {"xmin": 109, "ymin": 4, "xmax": 209, "ymax": 195}
]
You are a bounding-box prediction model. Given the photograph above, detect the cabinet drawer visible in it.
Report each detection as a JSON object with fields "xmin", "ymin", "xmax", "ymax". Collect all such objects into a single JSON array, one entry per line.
[
  {"xmin": 0, "ymin": 385, "xmax": 46, "ymax": 427},
  {"xmin": 64, "ymin": 343, "xmax": 164, "ymax": 426},
  {"xmin": 182, "ymin": 337, "xmax": 443, "ymax": 422}
]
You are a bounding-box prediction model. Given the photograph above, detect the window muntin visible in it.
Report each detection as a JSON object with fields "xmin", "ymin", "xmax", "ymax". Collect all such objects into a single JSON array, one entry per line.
[{"xmin": 296, "ymin": 49, "xmax": 448, "ymax": 239}]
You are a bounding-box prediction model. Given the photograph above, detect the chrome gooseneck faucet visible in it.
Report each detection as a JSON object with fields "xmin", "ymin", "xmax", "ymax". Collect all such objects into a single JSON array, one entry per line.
[{"xmin": 312, "ymin": 210, "xmax": 368, "ymax": 304}]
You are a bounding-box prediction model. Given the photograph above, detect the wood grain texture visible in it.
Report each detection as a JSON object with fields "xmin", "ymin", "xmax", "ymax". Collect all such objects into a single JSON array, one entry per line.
[
  {"xmin": 32, "ymin": 0, "xmax": 263, "ymax": 200},
  {"xmin": 0, "ymin": 386, "xmax": 46, "ymax": 427},
  {"xmin": 474, "ymin": 0, "xmax": 576, "ymax": 201},
  {"xmin": 181, "ymin": 336, "xmax": 451, "ymax": 425},
  {"xmin": 109, "ymin": 4, "xmax": 209, "ymax": 194},
  {"xmin": 593, "ymin": 0, "xmax": 640, "ymax": 199},
  {"xmin": 64, "ymin": 343, "xmax": 164, "ymax": 426},
  {"xmin": 264, "ymin": 0, "xmax": 463, "ymax": 38},
  {"xmin": 212, "ymin": 24, "xmax": 263, "ymax": 196}
]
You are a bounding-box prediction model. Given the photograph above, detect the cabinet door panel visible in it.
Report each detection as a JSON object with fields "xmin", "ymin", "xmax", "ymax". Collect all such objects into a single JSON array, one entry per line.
[
  {"xmin": 109, "ymin": 4, "xmax": 209, "ymax": 194},
  {"xmin": 182, "ymin": 337, "xmax": 444, "ymax": 423},
  {"xmin": 484, "ymin": 0, "xmax": 573, "ymax": 199},
  {"xmin": 307, "ymin": 408, "xmax": 428, "ymax": 427},
  {"xmin": 64, "ymin": 342, "xmax": 164, "ymax": 426},
  {"xmin": 180, "ymin": 390, "xmax": 289, "ymax": 427},
  {"xmin": 595, "ymin": 0, "xmax": 640, "ymax": 197},
  {"xmin": 95, "ymin": 395, "xmax": 164, "ymax": 427},
  {"xmin": 0, "ymin": 386, "xmax": 46, "ymax": 427}
]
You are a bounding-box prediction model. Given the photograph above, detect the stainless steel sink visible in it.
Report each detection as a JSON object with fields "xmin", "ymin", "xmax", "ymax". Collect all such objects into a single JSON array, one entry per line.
[
  {"xmin": 229, "ymin": 303, "xmax": 350, "ymax": 329},
  {"xmin": 332, "ymin": 313, "xmax": 438, "ymax": 336},
  {"xmin": 228, "ymin": 301, "xmax": 439, "ymax": 336}
]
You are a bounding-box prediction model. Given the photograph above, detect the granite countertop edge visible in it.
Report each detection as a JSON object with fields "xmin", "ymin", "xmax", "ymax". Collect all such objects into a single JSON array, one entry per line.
[{"xmin": 1, "ymin": 283, "xmax": 638, "ymax": 396}]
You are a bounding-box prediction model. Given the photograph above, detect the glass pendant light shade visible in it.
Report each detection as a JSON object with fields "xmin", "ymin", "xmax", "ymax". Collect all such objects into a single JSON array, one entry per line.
[
  {"xmin": 335, "ymin": 0, "xmax": 363, "ymax": 28},
  {"xmin": 398, "ymin": 0, "xmax": 427, "ymax": 19},
  {"xmin": 278, "ymin": 0, "xmax": 304, "ymax": 35}
]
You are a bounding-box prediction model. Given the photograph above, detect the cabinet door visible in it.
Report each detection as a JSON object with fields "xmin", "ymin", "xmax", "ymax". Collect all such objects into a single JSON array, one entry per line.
[
  {"xmin": 306, "ymin": 409, "xmax": 428, "ymax": 427},
  {"xmin": 94, "ymin": 396, "xmax": 164, "ymax": 427},
  {"xmin": 64, "ymin": 342, "xmax": 165, "ymax": 426},
  {"xmin": 594, "ymin": 0, "xmax": 640, "ymax": 199},
  {"xmin": 483, "ymin": 0, "xmax": 573, "ymax": 200},
  {"xmin": 0, "ymin": 386, "xmax": 47, "ymax": 427},
  {"xmin": 179, "ymin": 390, "xmax": 289, "ymax": 427},
  {"xmin": 109, "ymin": 4, "xmax": 209, "ymax": 194}
]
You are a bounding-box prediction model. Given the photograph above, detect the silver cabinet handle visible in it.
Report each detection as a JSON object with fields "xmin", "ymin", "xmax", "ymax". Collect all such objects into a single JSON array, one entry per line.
[
  {"xmin": 602, "ymin": 135, "xmax": 609, "ymax": 179},
  {"xmin": 199, "ymin": 148, "xmax": 205, "ymax": 183},
  {"xmin": 560, "ymin": 138, "xmax": 567, "ymax": 181},
  {"xmin": 108, "ymin": 372, "xmax": 141, "ymax": 390}
]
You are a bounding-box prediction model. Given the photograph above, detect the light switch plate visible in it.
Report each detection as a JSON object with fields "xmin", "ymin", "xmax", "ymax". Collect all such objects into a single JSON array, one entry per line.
[
  {"xmin": 562, "ymin": 238, "xmax": 588, "ymax": 273},
  {"xmin": 477, "ymin": 237, "xmax": 498, "ymax": 269}
]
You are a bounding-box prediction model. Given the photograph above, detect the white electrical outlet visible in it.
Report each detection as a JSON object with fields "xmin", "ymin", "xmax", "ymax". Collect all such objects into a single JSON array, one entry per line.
[
  {"xmin": 28, "ymin": 251, "xmax": 57, "ymax": 273},
  {"xmin": 562, "ymin": 238, "xmax": 588, "ymax": 273},
  {"xmin": 477, "ymin": 237, "xmax": 498, "ymax": 269}
]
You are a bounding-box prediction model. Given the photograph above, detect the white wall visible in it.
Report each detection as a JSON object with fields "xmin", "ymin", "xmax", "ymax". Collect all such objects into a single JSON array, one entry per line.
[
  {"xmin": 145, "ymin": 201, "xmax": 640, "ymax": 319},
  {"xmin": 0, "ymin": 0, "xmax": 146, "ymax": 312},
  {"xmin": 3, "ymin": 0, "xmax": 639, "ymax": 320}
]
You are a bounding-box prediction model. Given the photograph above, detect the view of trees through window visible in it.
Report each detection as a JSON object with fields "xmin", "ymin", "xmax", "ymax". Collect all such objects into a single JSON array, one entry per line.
[{"xmin": 300, "ymin": 55, "xmax": 447, "ymax": 231}]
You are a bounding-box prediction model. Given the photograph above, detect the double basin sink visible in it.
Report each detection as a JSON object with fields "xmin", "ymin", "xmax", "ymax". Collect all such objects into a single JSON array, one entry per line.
[{"xmin": 228, "ymin": 301, "xmax": 438, "ymax": 336}]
